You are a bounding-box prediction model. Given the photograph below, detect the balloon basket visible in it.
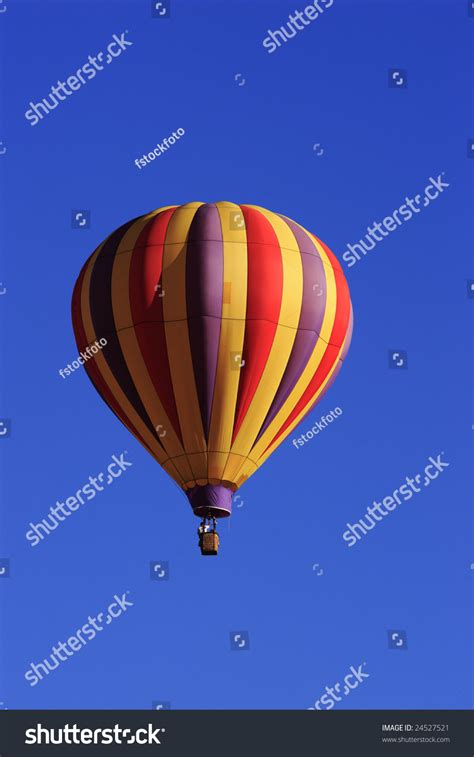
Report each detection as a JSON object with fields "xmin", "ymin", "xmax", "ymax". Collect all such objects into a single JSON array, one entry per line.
[{"xmin": 200, "ymin": 531, "xmax": 219, "ymax": 556}]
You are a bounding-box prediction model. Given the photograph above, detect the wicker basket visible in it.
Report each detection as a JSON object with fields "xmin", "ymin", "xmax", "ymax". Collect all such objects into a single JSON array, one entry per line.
[{"xmin": 201, "ymin": 532, "xmax": 219, "ymax": 555}]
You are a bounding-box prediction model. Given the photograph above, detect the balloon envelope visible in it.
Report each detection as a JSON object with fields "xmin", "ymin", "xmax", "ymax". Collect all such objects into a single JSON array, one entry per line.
[{"xmin": 72, "ymin": 202, "xmax": 352, "ymax": 518}]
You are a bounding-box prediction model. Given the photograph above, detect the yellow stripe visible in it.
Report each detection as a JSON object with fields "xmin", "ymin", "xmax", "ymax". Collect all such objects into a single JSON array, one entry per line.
[
  {"xmin": 111, "ymin": 211, "xmax": 194, "ymax": 486},
  {"xmin": 250, "ymin": 341, "xmax": 346, "ymax": 474},
  {"xmin": 79, "ymin": 228, "xmax": 180, "ymax": 476},
  {"xmin": 228, "ymin": 206, "xmax": 303, "ymax": 470},
  {"xmin": 234, "ymin": 458, "xmax": 258, "ymax": 488},
  {"xmin": 162, "ymin": 203, "xmax": 208, "ymax": 482},
  {"xmin": 206, "ymin": 201, "xmax": 248, "ymax": 482},
  {"xmin": 233, "ymin": 223, "xmax": 339, "ymax": 484}
]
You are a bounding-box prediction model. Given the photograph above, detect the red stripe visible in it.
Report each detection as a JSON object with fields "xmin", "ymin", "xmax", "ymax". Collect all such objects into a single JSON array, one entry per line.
[
  {"xmin": 71, "ymin": 260, "xmax": 156, "ymax": 458},
  {"xmin": 71, "ymin": 261, "xmax": 88, "ymax": 347},
  {"xmin": 232, "ymin": 207, "xmax": 283, "ymax": 441},
  {"xmin": 71, "ymin": 255, "xmax": 92, "ymax": 340},
  {"xmin": 128, "ymin": 208, "xmax": 183, "ymax": 444},
  {"xmin": 312, "ymin": 234, "xmax": 343, "ymax": 273},
  {"xmin": 327, "ymin": 269, "xmax": 351, "ymax": 348},
  {"xmin": 263, "ymin": 264, "xmax": 351, "ymax": 452}
]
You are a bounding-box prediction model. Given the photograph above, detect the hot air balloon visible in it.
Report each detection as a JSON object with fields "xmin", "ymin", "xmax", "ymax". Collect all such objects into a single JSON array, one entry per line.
[{"xmin": 71, "ymin": 202, "xmax": 352, "ymax": 555}]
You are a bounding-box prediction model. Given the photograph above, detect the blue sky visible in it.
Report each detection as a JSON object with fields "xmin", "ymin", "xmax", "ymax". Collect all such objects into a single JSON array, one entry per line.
[{"xmin": 0, "ymin": 0, "xmax": 472, "ymax": 710}]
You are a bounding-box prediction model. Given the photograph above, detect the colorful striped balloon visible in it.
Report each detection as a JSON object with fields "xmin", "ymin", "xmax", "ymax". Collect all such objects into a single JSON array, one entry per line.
[{"xmin": 71, "ymin": 202, "xmax": 353, "ymax": 519}]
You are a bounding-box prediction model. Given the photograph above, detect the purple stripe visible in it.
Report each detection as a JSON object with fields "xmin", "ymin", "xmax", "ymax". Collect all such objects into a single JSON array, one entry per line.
[
  {"xmin": 287, "ymin": 359, "xmax": 342, "ymax": 434},
  {"xmin": 186, "ymin": 204, "xmax": 223, "ymax": 438},
  {"xmin": 284, "ymin": 303, "xmax": 352, "ymax": 427},
  {"xmin": 256, "ymin": 218, "xmax": 328, "ymax": 439},
  {"xmin": 88, "ymin": 221, "xmax": 162, "ymax": 445},
  {"xmin": 341, "ymin": 302, "xmax": 353, "ymax": 361},
  {"xmin": 310, "ymin": 358, "xmax": 342, "ymax": 408},
  {"xmin": 283, "ymin": 218, "xmax": 327, "ymax": 331},
  {"xmin": 297, "ymin": 304, "xmax": 353, "ymax": 417}
]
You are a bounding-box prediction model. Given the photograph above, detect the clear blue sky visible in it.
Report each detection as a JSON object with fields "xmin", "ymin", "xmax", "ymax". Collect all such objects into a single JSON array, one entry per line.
[{"xmin": 0, "ymin": 0, "xmax": 472, "ymax": 709}]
